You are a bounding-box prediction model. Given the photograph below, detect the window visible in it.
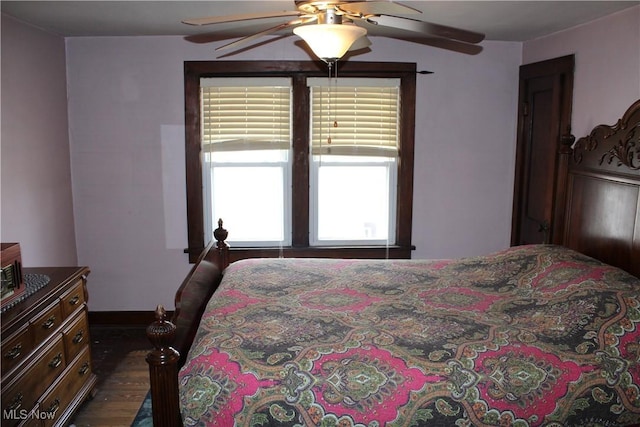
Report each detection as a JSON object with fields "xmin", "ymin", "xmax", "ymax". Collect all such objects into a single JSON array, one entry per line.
[
  {"xmin": 200, "ymin": 78, "xmax": 292, "ymax": 246},
  {"xmin": 308, "ymin": 78, "xmax": 400, "ymax": 245},
  {"xmin": 184, "ymin": 61, "xmax": 416, "ymax": 263}
]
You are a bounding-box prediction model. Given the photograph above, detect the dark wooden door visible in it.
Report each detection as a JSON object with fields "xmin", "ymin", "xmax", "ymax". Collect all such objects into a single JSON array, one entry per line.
[{"xmin": 511, "ymin": 55, "xmax": 574, "ymax": 246}]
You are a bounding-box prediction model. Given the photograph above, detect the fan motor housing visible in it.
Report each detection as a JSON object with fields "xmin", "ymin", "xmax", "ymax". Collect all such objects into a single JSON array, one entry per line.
[{"xmin": 295, "ymin": 1, "xmax": 353, "ymax": 15}]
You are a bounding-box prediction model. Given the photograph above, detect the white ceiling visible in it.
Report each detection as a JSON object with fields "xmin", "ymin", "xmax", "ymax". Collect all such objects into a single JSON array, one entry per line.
[{"xmin": 2, "ymin": 1, "xmax": 638, "ymax": 43}]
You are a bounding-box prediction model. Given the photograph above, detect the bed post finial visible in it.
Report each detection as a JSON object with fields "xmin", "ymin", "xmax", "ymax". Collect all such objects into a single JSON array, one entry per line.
[
  {"xmin": 147, "ymin": 305, "xmax": 176, "ymax": 349},
  {"xmin": 146, "ymin": 304, "xmax": 182, "ymax": 426},
  {"xmin": 214, "ymin": 218, "xmax": 228, "ymax": 248},
  {"xmin": 213, "ymin": 218, "xmax": 230, "ymax": 271}
]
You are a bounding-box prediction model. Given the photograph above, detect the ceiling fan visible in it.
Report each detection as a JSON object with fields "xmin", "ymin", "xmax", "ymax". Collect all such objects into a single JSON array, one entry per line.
[{"xmin": 183, "ymin": 1, "xmax": 486, "ymax": 62}]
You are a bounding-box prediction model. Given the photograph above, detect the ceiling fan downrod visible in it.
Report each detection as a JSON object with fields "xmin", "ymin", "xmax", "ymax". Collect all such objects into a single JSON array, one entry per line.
[{"xmin": 317, "ymin": 8, "xmax": 343, "ymax": 25}]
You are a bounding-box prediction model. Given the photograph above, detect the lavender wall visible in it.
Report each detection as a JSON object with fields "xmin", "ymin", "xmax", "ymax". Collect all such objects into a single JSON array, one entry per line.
[
  {"xmin": 523, "ymin": 5, "xmax": 640, "ymax": 139},
  {"xmin": 1, "ymin": 15, "xmax": 78, "ymax": 266}
]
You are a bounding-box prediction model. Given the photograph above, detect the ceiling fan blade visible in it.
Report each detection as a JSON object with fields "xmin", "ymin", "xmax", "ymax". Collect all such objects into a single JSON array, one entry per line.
[
  {"xmin": 337, "ymin": 1, "xmax": 421, "ymax": 16},
  {"xmin": 394, "ymin": 35, "xmax": 483, "ymax": 55},
  {"xmin": 216, "ymin": 17, "xmax": 315, "ymax": 52},
  {"xmin": 183, "ymin": 10, "xmax": 304, "ymax": 26},
  {"xmin": 368, "ymin": 15, "xmax": 484, "ymax": 44}
]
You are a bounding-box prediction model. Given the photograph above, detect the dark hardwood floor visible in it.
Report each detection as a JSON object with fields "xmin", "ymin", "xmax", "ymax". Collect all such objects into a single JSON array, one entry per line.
[
  {"xmin": 69, "ymin": 325, "xmax": 150, "ymax": 426},
  {"xmin": 88, "ymin": 325, "xmax": 150, "ymax": 389}
]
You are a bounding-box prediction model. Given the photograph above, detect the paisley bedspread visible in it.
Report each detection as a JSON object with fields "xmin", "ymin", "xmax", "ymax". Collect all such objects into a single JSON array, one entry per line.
[{"xmin": 178, "ymin": 245, "xmax": 640, "ymax": 426}]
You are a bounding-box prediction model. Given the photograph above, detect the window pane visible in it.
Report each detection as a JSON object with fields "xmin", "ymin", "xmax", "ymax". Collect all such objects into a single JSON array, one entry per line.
[
  {"xmin": 315, "ymin": 163, "xmax": 394, "ymax": 243},
  {"xmin": 211, "ymin": 166, "xmax": 287, "ymax": 244}
]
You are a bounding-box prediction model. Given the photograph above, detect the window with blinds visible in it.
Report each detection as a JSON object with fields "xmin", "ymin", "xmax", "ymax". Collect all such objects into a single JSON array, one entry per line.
[
  {"xmin": 199, "ymin": 77, "xmax": 292, "ymax": 247},
  {"xmin": 308, "ymin": 77, "xmax": 400, "ymax": 157},
  {"xmin": 200, "ymin": 77, "xmax": 292, "ymax": 152}
]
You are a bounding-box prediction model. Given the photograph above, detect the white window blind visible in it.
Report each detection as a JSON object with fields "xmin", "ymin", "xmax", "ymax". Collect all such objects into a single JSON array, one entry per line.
[
  {"xmin": 201, "ymin": 77, "xmax": 292, "ymax": 151},
  {"xmin": 309, "ymin": 77, "xmax": 400, "ymax": 157}
]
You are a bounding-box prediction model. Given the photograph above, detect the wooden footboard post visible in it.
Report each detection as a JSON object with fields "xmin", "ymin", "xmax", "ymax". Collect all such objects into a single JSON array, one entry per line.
[
  {"xmin": 212, "ymin": 218, "xmax": 230, "ymax": 271},
  {"xmin": 146, "ymin": 305, "xmax": 182, "ymax": 427}
]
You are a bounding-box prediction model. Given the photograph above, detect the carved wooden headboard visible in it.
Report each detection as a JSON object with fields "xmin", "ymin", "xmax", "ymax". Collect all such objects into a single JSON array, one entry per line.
[{"xmin": 563, "ymin": 99, "xmax": 640, "ymax": 277}]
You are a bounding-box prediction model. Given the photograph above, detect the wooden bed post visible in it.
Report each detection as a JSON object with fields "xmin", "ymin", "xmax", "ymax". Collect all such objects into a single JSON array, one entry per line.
[
  {"xmin": 145, "ymin": 222, "xmax": 228, "ymax": 426},
  {"xmin": 551, "ymin": 129, "xmax": 575, "ymax": 244},
  {"xmin": 146, "ymin": 305, "xmax": 182, "ymax": 427}
]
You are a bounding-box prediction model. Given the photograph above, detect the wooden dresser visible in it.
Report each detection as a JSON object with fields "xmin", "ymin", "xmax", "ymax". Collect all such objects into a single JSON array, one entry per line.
[{"xmin": 1, "ymin": 267, "xmax": 97, "ymax": 427}]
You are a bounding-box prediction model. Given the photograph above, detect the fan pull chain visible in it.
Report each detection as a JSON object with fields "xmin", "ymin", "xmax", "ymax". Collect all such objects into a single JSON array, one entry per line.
[
  {"xmin": 326, "ymin": 60, "xmax": 339, "ymax": 146},
  {"xmin": 333, "ymin": 60, "xmax": 338, "ymax": 130},
  {"xmin": 327, "ymin": 61, "xmax": 333, "ymax": 145}
]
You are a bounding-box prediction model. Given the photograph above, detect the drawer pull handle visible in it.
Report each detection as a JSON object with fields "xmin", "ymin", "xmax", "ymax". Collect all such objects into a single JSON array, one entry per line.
[
  {"xmin": 4, "ymin": 343, "xmax": 22, "ymax": 360},
  {"xmin": 79, "ymin": 362, "xmax": 90, "ymax": 375},
  {"xmin": 7, "ymin": 393, "xmax": 23, "ymax": 411},
  {"xmin": 49, "ymin": 353, "xmax": 63, "ymax": 369},
  {"xmin": 73, "ymin": 330, "xmax": 84, "ymax": 344},
  {"xmin": 69, "ymin": 295, "xmax": 80, "ymax": 306},
  {"xmin": 42, "ymin": 316, "xmax": 56, "ymax": 329},
  {"xmin": 47, "ymin": 398, "xmax": 60, "ymax": 414}
]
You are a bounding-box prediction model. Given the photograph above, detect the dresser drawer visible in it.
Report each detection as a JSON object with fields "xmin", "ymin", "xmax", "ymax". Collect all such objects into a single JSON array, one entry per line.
[
  {"xmin": 62, "ymin": 310, "xmax": 89, "ymax": 361},
  {"xmin": 60, "ymin": 279, "xmax": 86, "ymax": 318},
  {"xmin": 40, "ymin": 347, "xmax": 92, "ymax": 427},
  {"xmin": 0, "ymin": 385, "xmax": 37, "ymax": 427},
  {"xmin": 1, "ymin": 324, "xmax": 33, "ymax": 377},
  {"xmin": 1, "ymin": 335, "xmax": 66, "ymax": 426},
  {"xmin": 0, "ymin": 402, "xmax": 43, "ymax": 427},
  {"xmin": 31, "ymin": 303, "xmax": 63, "ymax": 344}
]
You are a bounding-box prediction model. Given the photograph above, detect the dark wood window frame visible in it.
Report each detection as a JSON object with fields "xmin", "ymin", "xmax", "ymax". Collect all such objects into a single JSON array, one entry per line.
[{"xmin": 184, "ymin": 60, "xmax": 416, "ymax": 263}]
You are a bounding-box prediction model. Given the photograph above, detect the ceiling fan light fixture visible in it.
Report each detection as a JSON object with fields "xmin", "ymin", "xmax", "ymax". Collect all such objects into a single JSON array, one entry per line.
[{"xmin": 294, "ymin": 24, "xmax": 367, "ymax": 63}]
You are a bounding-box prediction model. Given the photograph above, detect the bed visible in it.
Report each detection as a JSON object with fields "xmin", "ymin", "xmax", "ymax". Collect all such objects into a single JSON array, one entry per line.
[{"xmin": 147, "ymin": 99, "xmax": 640, "ymax": 426}]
